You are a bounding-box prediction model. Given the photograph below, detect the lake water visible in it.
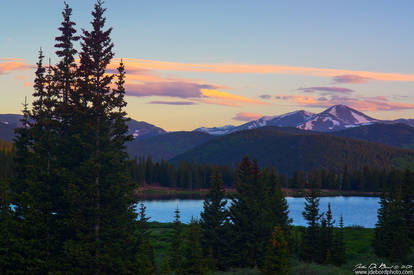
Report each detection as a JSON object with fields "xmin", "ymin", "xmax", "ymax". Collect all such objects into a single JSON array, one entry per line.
[{"xmin": 139, "ymin": 196, "xmax": 380, "ymax": 228}]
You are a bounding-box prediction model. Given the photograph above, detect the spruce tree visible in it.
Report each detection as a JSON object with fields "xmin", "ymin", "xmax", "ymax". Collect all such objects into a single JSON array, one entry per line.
[
  {"xmin": 10, "ymin": 51, "xmax": 59, "ymax": 273},
  {"xmin": 388, "ymin": 189, "xmax": 411, "ymax": 263},
  {"xmin": 401, "ymin": 170, "xmax": 414, "ymax": 241},
  {"xmin": 180, "ymin": 219, "xmax": 209, "ymax": 275},
  {"xmin": 301, "ymin": 188, "xmax": 322, "ymax": 263},
  {"xmin": 229, "ymin": 156, "xmax": 267, "ymax": 267},
  {"xmin": 199, "ymin": 167, "xmax": 228, "ymax": 270},
  {"xmin": 133, "ymin": 203, "xmax": 155, "ymax": 274},
  {"xmin": 0, "ymin": 179, "xmax": 22, "ymax": 274},
  {"xmin": 374, "ymin": 184, "xmax": 412, "ymax": 263},
  {"xmin": 373, "ymin": 184, "xmax": 391, "ymax": 257},
  {"xmin": 54, "ymin": 1, "xmax": 79, "ymax": 104},
  {"xmin": 61, "ymin": 1, "xmax": 138, "ymax": 273},
  {"xmin": 170, "ymin": 206, "xmax": 183, "ymax": 271},
  {"xmin": 265, "ymin": 169, "xmax": 291, "ymax": 231},
  {"xmin": 320, "ymin": 203, "xmax": 335, "ymax": 263},
  {"xmin": 331, "ymin": 215, "xmax": 346, "ymax": 266},
  {"xmin": 262, "ymin": 226, "xmax": 290, "ymax": 275}
]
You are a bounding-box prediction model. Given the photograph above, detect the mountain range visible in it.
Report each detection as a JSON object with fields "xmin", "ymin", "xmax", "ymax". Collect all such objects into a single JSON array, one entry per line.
[
  {"xmin": 194, "ymin": 104, "xmax": 390, "ymax": 135},
  {"xmin": 1, "ymin": 105, "xmax": 413, "ymax": 172}
]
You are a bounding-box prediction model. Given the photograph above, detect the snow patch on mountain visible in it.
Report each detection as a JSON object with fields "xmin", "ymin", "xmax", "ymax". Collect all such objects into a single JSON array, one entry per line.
[
  {"xmin": 194, "ymin": 125, "xmax": 236, "ymax": 135},
  {"xmin": 351, "ymin": 112, "xmax": 371, "ymax": 124}
]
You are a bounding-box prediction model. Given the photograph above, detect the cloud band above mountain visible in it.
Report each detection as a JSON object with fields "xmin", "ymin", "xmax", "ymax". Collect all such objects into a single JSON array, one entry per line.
[
  {"xmin": 119, "ymin": 58, "xmax": 414, "ymax": 82},
  {"xmin": 276, "ymin": 94, "xmax": 414, "ymax": 111}
]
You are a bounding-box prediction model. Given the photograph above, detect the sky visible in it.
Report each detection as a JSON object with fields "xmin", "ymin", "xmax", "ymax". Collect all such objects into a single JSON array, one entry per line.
[{"xmin": 1, "ymin": 0, "xmax": 414, "ymax": 131}]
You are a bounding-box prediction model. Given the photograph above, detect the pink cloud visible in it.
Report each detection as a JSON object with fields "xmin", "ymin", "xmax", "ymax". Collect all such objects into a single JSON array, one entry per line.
[
  {"xmin": 233, "ymin": 112, "xmax": 263, "ymax": 121},
  {"xmin": 332, "ymin": 74, "xmax": 371, "ymax": 84},
  {"xmin": 119, "ymin": 58, "xmax": 414, "ymax": 82},
  {"xmin": 148, "ymin": 100, "xmax": 196, "ymax": 105},
  {"xmin": 276, "ymin": 94, "xmax": 414, "ymax": 111},
  {"xmin": 0, "ymin": 59, "xmax": 32, "ymax": 75},
  {"xmin": 126, "ymin": 81, "xmax": 215, "ymax": 98}
]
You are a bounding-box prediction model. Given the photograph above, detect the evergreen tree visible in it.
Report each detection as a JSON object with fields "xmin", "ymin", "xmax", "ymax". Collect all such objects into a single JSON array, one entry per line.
[
  {"xmin": 374, "ymin": 184, "xmax": 412, "ymax": 263},
  {"xmin": 373, "ymin": 184, "xmax": 392, "ymax": 257},
  {"xmin": 133, "ymin": 203, "xmax": 155, "ymax": 274},
  {"xmin": 58, "ymin": 1, "xmax": 138, "ymax": 273},
  {"xmin": 301, "ymin": 188, "xmax": 322, "ymax": 263},
  {"xmin": 199, "ymin": 168, "xmax": 228, "ymax": 270},
  {"xmin": 265, "ymin": 169, "xmax": 291, "ymax": 231},
  {"xmin": 229, "ymin": 156, "xmax": 267, "ymax": 267},
  {"xmin": 170, "ymin": 206, "xmax": 183, "ymax": 272},
  {"xmin": 54, "ymin": 1, "xmax": 79, "ymax": 104},
  {"xmin": 401, "ymin": 170, "xmax": 414, "ymax": 241},
  {"xmin": 10, "ymin": 51, "xmax": 58, "ymax": 273},
  {"xmin": 0, "ymin": 179, "xmax": 22, "ymax": 274},
  {"xmin": 180, "ymin": 220, "xmax": 209, "ymax": 275},
  {"xmin": 330, "ymin": 215, "xmax": 346, "ymax": 266},
  {"xmin": 388, "ymin": 189, "xmax": 411, "ymax": 263},
  {"xmin": 262, "ymin": 226, "xmax": 290, "ymax": 275},
  {"xmin": 320, "ymin": 203, "xmax": 335, "ymax": 263}
]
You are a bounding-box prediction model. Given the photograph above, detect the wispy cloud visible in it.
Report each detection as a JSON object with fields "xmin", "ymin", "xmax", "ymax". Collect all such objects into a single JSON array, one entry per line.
[
  {"xmin": 276, "ymin": 94, "xmax": 414, "ymax": 111},
  {"xmin": 125, "ymin": 82, "xmax": 216, "ymax": 98},
  {"xmin": 233, "ymin": 112, "xmax": 263, "ymax": 121},
  {"xmin": 0, "ymin": 59, "xmax": 32, "ymax": 75},
  {"xmin": 259, "ymin": 94, "xmax": 272, "ymax": 99},
  {"xmin": 298, "ymin": 86, "xmax": 354, "ymax": 94},
  {"xmin": 148, "ymin": 101, "xmax": 196, "ymax": 105},
  {"xmin": 124, "ymin": 81, "xmax": 266, "ymax": 107},
  {"xmin": 118, "ymin": 58, "xmax": 414, "ymax": 82},
  {"xmin": 332, "ymin": 74, "xmax": 371, "ymax": 84},
  {"xmin": 200, "ymin": 89, "xmax": 266, "ymax": 106}
]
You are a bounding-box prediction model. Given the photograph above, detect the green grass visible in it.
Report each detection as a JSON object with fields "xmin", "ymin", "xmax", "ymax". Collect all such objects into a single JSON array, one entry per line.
[{"xmin": 148, "ymin": 222, "xmax": 414, "ymax": 275}]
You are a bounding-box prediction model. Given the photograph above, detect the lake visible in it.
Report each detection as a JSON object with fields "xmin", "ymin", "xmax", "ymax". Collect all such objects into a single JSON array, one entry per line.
[{"xmin": 139, "ymin": 196, "xmax": 380, "ymax": 228}]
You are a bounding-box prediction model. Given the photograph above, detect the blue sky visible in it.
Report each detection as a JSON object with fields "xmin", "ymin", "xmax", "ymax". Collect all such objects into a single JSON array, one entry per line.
[{"xmin": 1, "ymin": 0, "xmax": 413, "ymax": 130}]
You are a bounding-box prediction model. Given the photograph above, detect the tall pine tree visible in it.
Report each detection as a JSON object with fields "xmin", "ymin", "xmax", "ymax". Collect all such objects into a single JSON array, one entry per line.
[{"xmin": 199, "ymin": 167, "xmax": 228, "ymax": 270}]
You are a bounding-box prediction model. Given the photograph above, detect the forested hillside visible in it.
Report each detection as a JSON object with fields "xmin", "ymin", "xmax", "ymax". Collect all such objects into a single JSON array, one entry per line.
[
  {"xmin": 171, "ymin": 127, "xmax": 414, "ymax": 174},
  {"xmin": 127, "ymin": 131, "xmax": 216, "ymax": 161},
  {"xmin": 332, "ymin": 123, "xmax": 414, "ymax": 149}
]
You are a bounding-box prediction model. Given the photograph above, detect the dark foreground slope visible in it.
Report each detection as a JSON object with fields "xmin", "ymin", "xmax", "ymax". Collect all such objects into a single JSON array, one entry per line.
[
  {"xmin": 171, "ymin": 127, "xmax": 414, "ymax": 174},
  {"xmin": 127, "ymin": 131, "xmax": 216, "ymax": 162}
]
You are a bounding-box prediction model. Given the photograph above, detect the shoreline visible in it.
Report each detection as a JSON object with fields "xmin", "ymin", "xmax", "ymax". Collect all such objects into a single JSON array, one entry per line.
[{"xmin": 135, "ymin": 185, "xmax": 380, "ymax": 199}]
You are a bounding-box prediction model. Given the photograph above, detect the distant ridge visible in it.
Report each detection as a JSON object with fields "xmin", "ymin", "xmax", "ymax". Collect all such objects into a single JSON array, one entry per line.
[
  {"xmin": 172, "ymin": 126, "xmax": 414, "ymax": 174},
  {"xmin": 194, "ymin": 104, "xmax": 412, "ymax": 134}
]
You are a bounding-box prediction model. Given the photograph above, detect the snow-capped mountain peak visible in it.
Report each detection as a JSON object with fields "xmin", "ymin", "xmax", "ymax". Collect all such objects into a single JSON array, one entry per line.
[
  {"xmin": 297, "ymin": 105, "xmax": 377, "ymax": 132},
  {"xmin": 227, "ymin": 110, "xmax": 315, "ymax": 134}
]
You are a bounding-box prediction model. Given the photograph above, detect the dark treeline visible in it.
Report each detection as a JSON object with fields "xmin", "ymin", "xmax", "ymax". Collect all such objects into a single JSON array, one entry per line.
[
  {"xmin": 130, "ymin": 156, "xmax": 234, "ymax": 189},
  {"xmin": 130, "ymin": 156, "xmax": 411, "ymax": 193},
  {"xmin": 2, "ymin": 147, "xmax": 412, "ymax": 193}
]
